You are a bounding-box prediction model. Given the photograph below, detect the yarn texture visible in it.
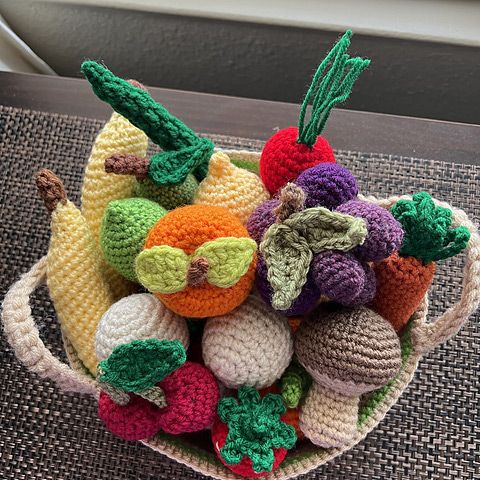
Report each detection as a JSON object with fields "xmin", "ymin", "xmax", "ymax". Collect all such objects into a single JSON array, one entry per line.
[
  {"xmin": 142, "ymin": 205, "xmax": 256, "ymax": 317},
  {"xmin": 202, "ymin": 295, "xmax": 293, "ymax": 389},
  {"xmin": 212, "ymin": 387, "xmax": 296, "ymax": 476},
  {"xmin": 95, "ymin": 294, "xmax": 189, "ymax": 361},
  {"xmin": 194, "ymin": 152, "xmax": 269, "ymax": 224},
  {"xmin": 100, "ymin": 198, "xmax": 166, "ymax": 282},
  {"xmin": 135, "ymin": 174, "xmax": 198, "ymax": 210},
  {"xmin": 246, "ymin": 199, "xmax": 280, "ymax": 244}
]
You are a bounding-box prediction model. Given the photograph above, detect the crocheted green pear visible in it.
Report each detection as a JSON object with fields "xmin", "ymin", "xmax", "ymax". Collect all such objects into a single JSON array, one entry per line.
[{"xmin": 100, "ymin": 198, "xmax": 166, "ymax": 282}]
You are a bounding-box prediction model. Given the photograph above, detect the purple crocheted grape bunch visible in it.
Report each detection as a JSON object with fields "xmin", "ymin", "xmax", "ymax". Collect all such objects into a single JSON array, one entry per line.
[{"xmin": 247, "ymin": 163, "xmax": 404, "ymax": 315}]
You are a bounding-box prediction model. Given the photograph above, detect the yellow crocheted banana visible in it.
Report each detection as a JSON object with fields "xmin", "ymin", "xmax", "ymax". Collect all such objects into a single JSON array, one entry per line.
[
  {"xmin": 37, "ymin": 170, "xmax": 114, "ymax": 375},
  {"xmin": 81, "ymin": 110, "xmax": 149, "ymax": 300}
]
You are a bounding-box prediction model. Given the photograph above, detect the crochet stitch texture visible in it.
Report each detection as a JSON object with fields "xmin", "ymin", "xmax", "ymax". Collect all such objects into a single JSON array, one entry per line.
[
  {"xmin": 95, "ymin": 293, "xmax": 189, "ymax": 361},
  {"xmin": 194, "ymin": 152, "xmax": 269, "ymax": 224},
  {"xmin": 100, "ymin": 197, "xmax": 166, "ymax": 282},
  {"xmin": 142, "ymin": 205, "xmax": 256, "ymax": 317},
  {"xmin": 202, "ymin": 295, "xmax": 293, "ymax": 389}
]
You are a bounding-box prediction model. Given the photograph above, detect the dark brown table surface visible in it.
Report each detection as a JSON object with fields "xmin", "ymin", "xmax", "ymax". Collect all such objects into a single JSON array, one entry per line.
[{"xmin": 1, "ymin": 71, "xmax": 480, "ymax": 165}]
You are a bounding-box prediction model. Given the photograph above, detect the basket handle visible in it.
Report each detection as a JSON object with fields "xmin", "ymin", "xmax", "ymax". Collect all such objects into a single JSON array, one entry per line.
[
  {"xmin": 2, "ymin": 256, "xmax": 98, "ymax": 396},
  {"xmin": 360, "ymin": 194, "xmax": 480, "ymax": 355}
]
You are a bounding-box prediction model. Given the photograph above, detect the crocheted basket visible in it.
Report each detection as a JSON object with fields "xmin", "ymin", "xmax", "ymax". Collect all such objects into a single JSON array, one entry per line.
[{"xmin": 3, "ymin": 148, "xmax": 480, "ymax": 480}]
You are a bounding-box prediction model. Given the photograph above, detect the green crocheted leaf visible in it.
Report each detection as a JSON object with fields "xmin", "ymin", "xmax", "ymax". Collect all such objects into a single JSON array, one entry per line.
[
  {"xmin": 260, "ymin": 223, "xmax": 313, "ymax": 310},
  {"xmin": 98, "ymin": 339, "xmax": 186, "ymax": 392},
  {"xmin": 135, "ymin": 246, "xmax": 189, "ymax": 293},
  {"xmin": 218, "ymin": 387, "xmax": 296, "ymax": 474},
  {"xmin": 285, "ymin": 207, "xmax": 368, "ymax": 253},
  {"xmin": 81, "ymin": 61, "xmax": 214, "ymax": 184},
  {"xmin": 196, "ymin": 237, "xmax": 257, "ymax": 288},
  {"xmin": 391, "ymin": 192, "xmax": 471, "ymax": 264}
]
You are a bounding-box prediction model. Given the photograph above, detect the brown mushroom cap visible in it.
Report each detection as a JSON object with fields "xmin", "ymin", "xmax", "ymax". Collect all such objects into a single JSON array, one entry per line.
[{"xmin": 295, "ymin": 306, "xmax": 401, "ymax": 396}]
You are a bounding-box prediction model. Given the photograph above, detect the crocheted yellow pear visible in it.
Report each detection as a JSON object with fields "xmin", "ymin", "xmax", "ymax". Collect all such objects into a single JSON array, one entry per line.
[
  {"xmin": 194, "ymin": 152, "xmax": 269, "ymax": 224},
  {"xmin": 135, "ymin": 205, "xmax": 257, "ymax": 318}
]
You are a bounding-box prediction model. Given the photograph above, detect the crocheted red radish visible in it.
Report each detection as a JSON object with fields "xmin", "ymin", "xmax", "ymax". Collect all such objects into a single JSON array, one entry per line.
[
  {"xmin": 212, "ymin": 387, "xmax": 296, "ymax": 478},
  {"xmin": 97, "ymin": 339, "xmax": 219, "ymax": 440},
  {"xmin": 259, "ymin": 30, "xmax": 370, "ymax": 195}
]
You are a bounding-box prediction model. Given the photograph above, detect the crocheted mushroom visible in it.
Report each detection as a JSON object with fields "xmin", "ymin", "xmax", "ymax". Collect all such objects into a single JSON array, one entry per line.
[
  {"xmin": 100, "ymin": 198, "xmax": 166, "ymax": 282},
  {"xmin": 135, "ymin": 205, "xmax": 257, "ymax": 318},
  {"xmin": 194, "ymin": 151, "xmax": 269, "ymax": 224},
  {"xmin": 202, "ymin": 295, "xmax": 293, "ymax": 389},
  {"xmin": 295, "ymin": 306, "xmax": 401, "ymax": 448},
  {"xmin": 259, "ymin": 31, "xmax": 369, "ymax": 194},
  {"xmin": 97, "ymin": 339, "xmax": 220, "ymax": 440},
  {"xmin": 95, "ymin": 293, "xmax": 189, "ymax": 361}
]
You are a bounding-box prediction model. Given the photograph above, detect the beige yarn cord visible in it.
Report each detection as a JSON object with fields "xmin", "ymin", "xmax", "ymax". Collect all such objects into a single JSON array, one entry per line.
[
  {"xmin": 2, "ymin": 256, "xmax": 97, "ymax": 396},
  {"xmin": 360, "ymin": 194, "xmax": 480, "ymax": 355}
]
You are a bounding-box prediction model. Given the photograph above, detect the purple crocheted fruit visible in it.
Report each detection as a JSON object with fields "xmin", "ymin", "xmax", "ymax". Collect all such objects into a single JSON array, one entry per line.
[
  {"xmin": 295, "ymin": 163, "xmax": 358, "ymax": 210},
  {"xmin": 336, "ymin": 200, "xmax": 403, "ymax": 262},
  {"xmin": 247, "ymin": 199, "xmax": 280, "ymax": 244},
  {"xmin": 256, "ymin": 256, "xmax": 320, "ymax": 316},
  {"xmin": 311, "ymin": 251, "xmax": 376, "ymax": 307}
]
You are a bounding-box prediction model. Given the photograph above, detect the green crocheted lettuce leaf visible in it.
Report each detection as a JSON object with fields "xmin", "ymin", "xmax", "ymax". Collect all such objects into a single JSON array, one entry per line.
[
  {"xmin": 391, "ymin": 192, "xmax": 470, "ymax": 264},
  {"xmin": 97, "ymin": 339, "xmax": 186, "ymax": 392},
  {"xmin": 218, "ymin": 387, "xmax": 296, "ymax": 473}
]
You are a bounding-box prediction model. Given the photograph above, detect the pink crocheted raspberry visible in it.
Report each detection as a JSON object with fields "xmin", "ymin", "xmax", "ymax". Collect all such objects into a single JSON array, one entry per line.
[
  {"xmin": 157, "ymin": 361, "xmax": 220, "ymax": 434},
  {"xmin": 98, "ymin": 392, "xmax": 161, "ymax": 441}
]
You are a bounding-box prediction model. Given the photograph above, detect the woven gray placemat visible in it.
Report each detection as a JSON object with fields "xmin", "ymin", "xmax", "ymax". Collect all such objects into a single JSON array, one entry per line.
[{"xmin": 0, "ymin": 105, "xmax": 478, "ymax": 480}]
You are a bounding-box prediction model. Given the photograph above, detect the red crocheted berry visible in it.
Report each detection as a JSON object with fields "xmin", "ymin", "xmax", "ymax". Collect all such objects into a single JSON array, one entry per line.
[
  {"xmin": 156, "ymin": 361, "xmax": 219, "ymax": 434},
  {"xmin": 259, "ymin": 127, "xmax": 335, "ymax": 195},
  {"xmin": 98, "ymin": 391, "xmax": 161, "ymax": 441},
  {"xmin": 212, "ymin": 416, "xmax": 288, "ymax": 478}
]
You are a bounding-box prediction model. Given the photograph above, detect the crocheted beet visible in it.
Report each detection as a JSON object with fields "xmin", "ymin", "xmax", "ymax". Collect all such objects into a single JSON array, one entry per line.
[
  {"xmin": 156, "ymin": 361, "xmax": 220, "ymax": 434},
  {"xmin": 255, "ymin": 256, "xmax": 320, "ymax": 316},
  {"xmin": 336, "ymin": 200, "xmax": 403, "ymax": 262},
  {"xmin": 202, "ymin": 295, "xmax": 293, "ymax": 389},
  {"xmin": 98, "ymin": 392, "xmax": 161, "ymax": 441},
  {"xmin": 212, "ymin": 387, "xmax": 296, "ymax": 477},
  {"xmin": 259, "ymin": 31, "xmax": 369, "ymax": 196},
  {"xmin": 136, "ymin": 205, "xmax": 256, "ymax": 318},
  {"xmin": 260, "ymin": 127, "xmax": 335, "ymax": 195},
  {"xmin": 295, "ymin": 163, "xmax": 358, "ymax": 210},
  {"xmin": 311, "ymin": 251, "xmax": 376, "ymax": 307}
]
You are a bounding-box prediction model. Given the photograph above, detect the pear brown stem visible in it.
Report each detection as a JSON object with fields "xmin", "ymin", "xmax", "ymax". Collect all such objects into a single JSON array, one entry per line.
[{"xmin": 104, "ymin": 153, "xmax": 150, "ymax": 180}]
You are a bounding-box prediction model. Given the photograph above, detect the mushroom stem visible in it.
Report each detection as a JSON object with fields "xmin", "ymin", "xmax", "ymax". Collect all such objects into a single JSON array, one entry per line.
[
  {"xmin": 35, "ymin": 169, "xmax": 67, "ymax": 213},
  {"xmin": 104, "ymin": 153, "xmax": 150, "ymax": 180},
  {"xmin": 299, "ymin": 382, "xmax": 358, "ymax": 448},
  {"xmin": 137, "ymin": 386, "xmax": 168, "ymax": 408}
]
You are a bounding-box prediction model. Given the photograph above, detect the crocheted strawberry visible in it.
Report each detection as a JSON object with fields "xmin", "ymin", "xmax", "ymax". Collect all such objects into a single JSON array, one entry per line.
[
  {"xmin": 97, "ymin": 339, "xmax": 219, "ymax": 440},
  {"xmin": 212, "ymin": 387, "xmax": 296, "ymax": 478},
  {"xmin": 259, "ymin": 31, "xmax": 369, "ymax": 195}
]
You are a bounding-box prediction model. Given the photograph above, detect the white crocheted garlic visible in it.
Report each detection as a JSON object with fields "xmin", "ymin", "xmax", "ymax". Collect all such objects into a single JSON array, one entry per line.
[{"xmin": 95, "ymin": 293, "xmax": 189, "ymax": 361}]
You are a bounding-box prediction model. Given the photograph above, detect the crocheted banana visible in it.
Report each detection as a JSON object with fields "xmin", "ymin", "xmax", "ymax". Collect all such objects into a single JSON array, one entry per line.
[
  {"xmin": 36, "ymin": 169, "xmax": 114, "ymax": 375},
  {"xmin": 81, "ymin": 106, "xmax": 149, "ymax": 300},
  {"xmin": 295, "ymin": 306, "xmax": 401, "ymax": 448},
  {"xmin": 202, "ymin": 295, "xmax": 293, "ymax": 389}
]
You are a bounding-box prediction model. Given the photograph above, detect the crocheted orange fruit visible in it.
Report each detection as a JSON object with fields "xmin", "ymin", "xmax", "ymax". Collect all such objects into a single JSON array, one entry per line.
[{"xmin": 137, "ymin": 205, "xmax": 256, "ymax": 318}]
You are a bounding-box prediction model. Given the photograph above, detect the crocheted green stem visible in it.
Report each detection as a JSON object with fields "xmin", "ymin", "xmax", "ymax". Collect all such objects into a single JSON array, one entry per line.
[
  {"xmin": 391, "ymin": 192, "xmax": 470, "ymax": 264},
  {"xmin": 81, "ymin": 61, "xmax": 214, "ymax": 184},
  {"xmin": 218, "ymin": 387, "xmax": 296, "ymax": 473},
  {"xmin": 297, "ymin": 30, "xmax": 370, "ymax": 147},
  {"xmin": 280, "ymin": 361, "xmax": 312, "ymax": 408}
]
